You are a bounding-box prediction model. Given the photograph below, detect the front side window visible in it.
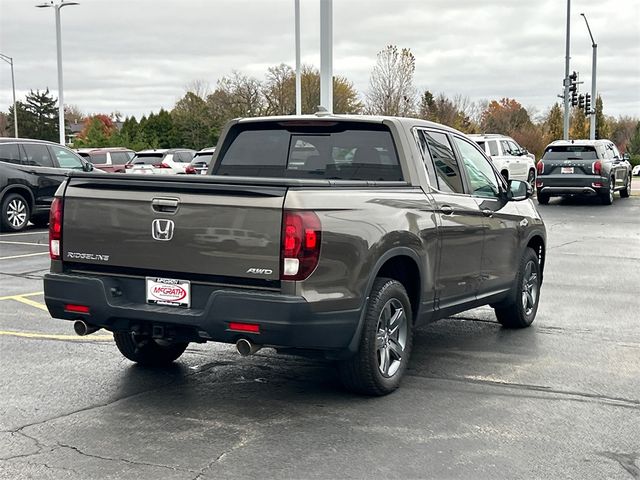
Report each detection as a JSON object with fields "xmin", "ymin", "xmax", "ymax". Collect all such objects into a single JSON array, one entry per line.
[
  {"xmin": 50, "ymin": 145, "xmax": 84, "ymax": 169},
  {"xmin": 22, "ymin": 143, "xmax": 54, "ymax": 167},
  {"xmin": 454, "ymin": 137, "xmax": 501, "ymax": 198},
  {"xmin": 500, "ymin": 140, "xmax": 513, "ymax": 156},
  {"xmin": 421, "ymin": 130, "xmax": 464, "ymax": 194},
  {"xmin": 507, "ymin": 140, "xmax": 521, "ymax": 155},
  {"xmin": 0, "ymin": 144, "xmax": 22, "ymax": 164}
]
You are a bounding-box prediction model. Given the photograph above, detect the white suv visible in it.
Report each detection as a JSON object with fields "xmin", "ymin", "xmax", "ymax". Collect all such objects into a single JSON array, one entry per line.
[{"xmin": 469, "ymin": 134, "xmax": 536, "ymax": 187}]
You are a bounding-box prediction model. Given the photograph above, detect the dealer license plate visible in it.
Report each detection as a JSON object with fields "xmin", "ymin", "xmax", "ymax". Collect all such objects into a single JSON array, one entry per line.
[
  {"xmin": 146, "ymin": 277, "xmax": 191, "ymax": 308},
  {"xmin": 561, "ymin": 167, "xmax": 574, "ymax": 174}
]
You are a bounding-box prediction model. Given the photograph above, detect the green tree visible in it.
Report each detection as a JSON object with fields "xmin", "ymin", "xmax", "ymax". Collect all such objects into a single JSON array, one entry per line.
[
  {"xmin": 628, "ymin": 121, "xmax": 640, "ymax": 156},
  {"xmin": 594, "ymin": 95, "xmax": 610, "ymax": 140},
  {"xmin": 172, "ymin": 92, "xmax": 214, "ymax": 149},
  {"xmin": 8, "ymin": 89, "xmax": 58, "ymax": 141},
  {"xmin": 419, "ymin": 91, "xmax": 475, "ymax": 132},
  {"xmin": 543, "ymin": 103, "xmax": 563, "ymax": 141},
  {"xmin": 569, "ymin": 107, "xmax": 589, "ymax": 139},
  {"xmin": 140, "ymin": 109, "xmax": 181, "ymax": 148},
  {"xmin": 73, "ymin": 115, "xmax": 115, "ymax": 147}
]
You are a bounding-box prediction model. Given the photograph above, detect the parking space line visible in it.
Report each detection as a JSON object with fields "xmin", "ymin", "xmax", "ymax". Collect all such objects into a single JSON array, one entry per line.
[
  {"xmin": 13, "ymin": 296, "xmax": 49, "ymax": 311},
  {"xmin": 0, "ymin": 252, "xmax": 49, "ymax": 260},
  {"xmin": 0, "ymin": 231, "xmax": 47, "ymax": 237},
  {"xmin": 0, "ymin": 330, "xmax": 112, "ymax": 341},
  {"xmin": 0, "ymin": 291, "xmax": 44, "ymax": 300},
  {"xmin": 0, "ymin": 240, "xmax": 48, "ymax": 246}
]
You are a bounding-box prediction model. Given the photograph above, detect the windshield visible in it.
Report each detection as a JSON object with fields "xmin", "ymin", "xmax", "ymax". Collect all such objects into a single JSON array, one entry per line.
[
  {"xmin": 214, "ymin": 122, "xmax": 403, "ymax": 181},
  {"xmin": 542, "ymin": 145, "xmax": 598, "ymax": 161}
]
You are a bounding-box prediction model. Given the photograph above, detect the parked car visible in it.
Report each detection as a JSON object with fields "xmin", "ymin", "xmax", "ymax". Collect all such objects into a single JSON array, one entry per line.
[
  {"xmin": 44, "ymin": 114, "xmax": 546, "ymax": 396},
  {"xmin": 185, "ymin": 147, "xmax": 215, "ymax": 174},
  {"xmin": 633, "ymin": 164, "xmax": 640, "ymax": 176},
  {"xmin": 76, "ymin": 147, "xmax": 135, "ymax": 173},
  {"xmin": 125, "ymin": 149, "xmax": 196, "ymax": 175},
  {"xmin": 536, "ymin": 139, "xmax": 632, "ymax": 205},
  {"xmin": 469, "ymin": 134, "xmax": 536, "ymax": 187},
  {"xmin": 0, "ymin": 138, "xmax": 94, "ymax": 231}
]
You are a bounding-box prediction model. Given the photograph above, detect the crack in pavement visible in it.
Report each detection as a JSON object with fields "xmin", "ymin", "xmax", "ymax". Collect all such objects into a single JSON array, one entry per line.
[
  {"xmin": 191, "ymin": 432, "xmax": 256, "ymax": 480},
  {"xmin": 599, "ymin": 452, "xmax": 640, "ymax": 479},
  {"xmin": 408, "ymin": 373, "xmax": 640, "ymax": 410},
  {"xmin": 56, "ymin": 442, "xmax": 197, "ymax": 474}
]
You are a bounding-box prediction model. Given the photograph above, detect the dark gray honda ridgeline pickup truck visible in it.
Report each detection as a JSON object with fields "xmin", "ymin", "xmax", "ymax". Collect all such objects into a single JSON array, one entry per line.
[{"xmin": 44, "ymin": 114, "xmax": 546, "ymax": 395}]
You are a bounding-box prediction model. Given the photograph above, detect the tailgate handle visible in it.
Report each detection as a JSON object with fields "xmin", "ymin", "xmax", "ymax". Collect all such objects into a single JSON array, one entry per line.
[{"xmin": 151, "ymin": 198, "xmax": 179, "ymax": 213}]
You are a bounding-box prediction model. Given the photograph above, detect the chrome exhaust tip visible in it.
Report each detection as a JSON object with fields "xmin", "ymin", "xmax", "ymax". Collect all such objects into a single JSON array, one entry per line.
[
  {"xmin": 73, "ymin": 320, "xmax": 100, "ymax": 336},
  {"xmin": 236, "ymin": 338, "xmax": 261, "ymax": 357}
]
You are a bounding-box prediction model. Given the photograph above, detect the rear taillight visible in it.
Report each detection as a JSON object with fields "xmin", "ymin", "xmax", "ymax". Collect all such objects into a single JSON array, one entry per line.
[
  {"xmin": 185, "ymin": 165, "xmax": 196, "ymax": 174},
  {"xmin": 155, "ymin": 162, "xmax": 172, "ymax": 169},
  {"xmin": 536, "ymin": 161, "xmax": 544, "ymax": 174},
  {"xmin": 49, "ymin": 197, "xmax": 63, "ymax": 260},
  {"xmin": 592, "ymin": 160, "xmax": 602, "ymax": 175},
  {"xmin": 280, "ymin": 210, "xmax": 321, "ymax": 281}
]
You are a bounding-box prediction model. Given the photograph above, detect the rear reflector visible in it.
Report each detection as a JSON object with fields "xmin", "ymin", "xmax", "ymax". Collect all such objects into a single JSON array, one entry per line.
[
  {"xmin": 65, "ymin": 304, "xmax": 90, "ymax": 314},
  {"xmin": 536, "ymin": 161, "xmax": 544, "ymax": 174},
  {"xmin": 229, "ymin": 322, "xmax": 260, "ymax": 333}
]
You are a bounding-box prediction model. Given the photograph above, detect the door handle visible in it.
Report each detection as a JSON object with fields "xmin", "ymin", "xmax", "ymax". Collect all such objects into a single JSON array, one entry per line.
[
  {"xmin": 151, "ymin": 198, "xmax": 179, "ymax": 214},
  {"xmin": 440, "ymin": 205, "xmax": 454, "ymax": 215},
  {"xmin": 482, "ymin": 209, "xmax": 493, "ymax": 218}
]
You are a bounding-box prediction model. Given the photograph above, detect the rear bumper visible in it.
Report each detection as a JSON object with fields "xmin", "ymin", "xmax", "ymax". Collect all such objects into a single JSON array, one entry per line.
[
  {"xmin": 43, "ymin": 273, "xmax": 361, "ymax": 351},
  {"xmin": 537, "ymin": 174, "xmax": 611, "ymax": 196}
]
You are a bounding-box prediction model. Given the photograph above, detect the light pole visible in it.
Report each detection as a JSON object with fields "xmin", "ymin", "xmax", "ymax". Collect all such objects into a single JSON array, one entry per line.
[
  {"xmin": 581, "ymin": 13, "xmax": 597, "ymax": 140},
  {"xmin": 0, "ymin": 53, "xmax": 18, "ymax": 137},
  {"xmin": 319, "ymin": 0, "xmax": 333, "ymax": 113},
  {"xmin": 36, "ymin": 1, "xmax": 79, "ymax": 145},
  {"xmin": 562, "ymin": 0, "xmax": 571, "ymax": 140},
  {"xmin": 294, "ymin": 0, "xmax": 301, "ymax": 115}
]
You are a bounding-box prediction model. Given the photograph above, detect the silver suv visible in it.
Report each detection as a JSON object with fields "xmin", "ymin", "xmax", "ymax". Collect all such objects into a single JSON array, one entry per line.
[{"xmin": 469, "ymin": 134, "xmax": 536, "ymax": 187}]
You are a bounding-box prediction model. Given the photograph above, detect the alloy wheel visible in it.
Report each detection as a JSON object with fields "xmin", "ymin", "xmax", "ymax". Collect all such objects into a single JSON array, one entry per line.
[
  {"xmin": 521, "ymin": 260, "xmax": 539, "ymax": 316},
  {"xmin": 7, "ymin": 198, "xmax": 27, "ymax": 229},
  {"xmin": 375, "ymin": 298, "xmax": 408, "ymax": 378}
]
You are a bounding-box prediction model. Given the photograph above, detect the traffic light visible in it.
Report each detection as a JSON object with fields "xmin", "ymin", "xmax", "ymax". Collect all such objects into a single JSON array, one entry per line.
[
  {"xmin": 584, "ymin": 94, "xmax": 592, "ymax": 114},
  {"xmin": 570, "ymin": 84, "xmax": 578, "ymax": 107},
  {"xmin": 578, "ymin": 94, "xmax": 585, "ymax": 109},
  {"xmin": 568, "ymin": 71, "xmax": 579, "ymax": 106}
]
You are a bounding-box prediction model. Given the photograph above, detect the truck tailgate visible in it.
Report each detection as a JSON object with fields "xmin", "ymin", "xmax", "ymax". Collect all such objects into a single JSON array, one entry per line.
[{"xmin": 61, "ymin": 176, "xmax": 285, "ymax": 283}]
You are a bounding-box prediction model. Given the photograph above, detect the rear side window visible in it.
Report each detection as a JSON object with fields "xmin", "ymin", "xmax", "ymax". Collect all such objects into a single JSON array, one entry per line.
[
  {"xmin": 0, "ymin": 144, "xmax": 22, "ymax": 164},
  {"xmin": 214, "ymin": 122, "xmax": 403, "ymax": 181},
  {"xmin": 110, "ymin": 152, "xmax": 129, "ymax": 165},
  {"xmin": 421, "ymin": 130, "xmax": 464, "ymax": 194},
  {"xmin": 89, "ymin": 153, "xmax": 107, "ymax": 164},
  {"xmin": 542, "ymin": 146, "xmax": 598, "ymax": 161},
  {"xmin": 487, "ymin": 140, "xmax": 499, "ymax": 156},
  {"xmin": 22, "ymin": 143, "xmax": 54, "ymax": 167}
]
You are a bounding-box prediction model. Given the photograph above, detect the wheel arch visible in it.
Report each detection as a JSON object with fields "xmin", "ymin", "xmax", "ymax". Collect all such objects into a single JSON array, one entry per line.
[
  {"xmin": 525, "ymin": 234, "xmax": 546, "ymax": 284},
  {"xmin": 1, "ymin": 184, "xmax": 35, "ymax": 211}
]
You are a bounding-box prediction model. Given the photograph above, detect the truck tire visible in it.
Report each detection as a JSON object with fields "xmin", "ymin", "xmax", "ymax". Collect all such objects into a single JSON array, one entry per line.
[
  {"xmin": 114, "ymin": 331, "xmax": 188, "ymax": 366},
  {"xmin": 494, "ymin": 247, "xmax": 541, "ymax": 329},
  {"xmin": 620, "ymin": 175, "xmax": 631, "ymax": 198},
  {"xmin": 338, "ymin": 278, "xmax": 413, "ymax": 396},
  {"xmin": 537, "ymin": 193, "xmax": 550, "ymax": 205},
  {"xmin": 1, "ymin": 193, "xmax": 30, "ymax": 232}
]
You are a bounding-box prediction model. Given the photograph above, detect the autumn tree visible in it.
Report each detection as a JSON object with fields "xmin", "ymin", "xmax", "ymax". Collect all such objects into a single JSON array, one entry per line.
[
  {"xmin": 480, "ymin": 98, "xmax": 532, "ymax": 135},
  {"xmin": 263, "ymin": 63, "xmax": 296, "ymax": 115},
  {"xmin": 419, "ymin": 91, "xmax": 475, "ymax": 132},
  {"xmin": 74, "ymin": 114, "xmax": 116, "ymax": 147},
  {"xmin": 366, "ymin": 45, "xmax": 416, "ymax": 116}
]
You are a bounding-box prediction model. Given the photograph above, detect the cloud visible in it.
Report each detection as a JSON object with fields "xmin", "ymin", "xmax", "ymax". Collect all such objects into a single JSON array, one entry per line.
[{"xmin": 0, "ymin": 0, "xmax": 638, "ymax": 118}]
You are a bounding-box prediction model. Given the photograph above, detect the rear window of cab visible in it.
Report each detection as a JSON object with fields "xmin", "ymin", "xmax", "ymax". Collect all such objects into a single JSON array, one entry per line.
[{"xmin": 213, "ymin": 121, "xmax": 403, "ymax": 181}]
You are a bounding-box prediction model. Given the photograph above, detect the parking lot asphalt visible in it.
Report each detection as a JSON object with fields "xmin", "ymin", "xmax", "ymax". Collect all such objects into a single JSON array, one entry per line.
[{"xmin": 1, "ymin": 193, "xmax": 639, "ymax": 479}]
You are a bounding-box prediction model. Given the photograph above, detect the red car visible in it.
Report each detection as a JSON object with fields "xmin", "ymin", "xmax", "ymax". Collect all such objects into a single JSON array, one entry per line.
[{"xmin": 76, "ymin": 148, "xmax": 135, "ymax": 173}]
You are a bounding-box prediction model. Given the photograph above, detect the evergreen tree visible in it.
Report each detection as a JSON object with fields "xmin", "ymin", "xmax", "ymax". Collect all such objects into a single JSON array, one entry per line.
[
  {"xmin": 594, "ymin": 95, "xmax": 610, "ymax": 139},
  {"xmin": 8, "ymin": 89, "xmax": 58, "ymax": 141}
]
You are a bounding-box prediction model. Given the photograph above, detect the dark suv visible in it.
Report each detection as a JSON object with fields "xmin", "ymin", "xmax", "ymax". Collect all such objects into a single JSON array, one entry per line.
[
  {"xmin": 0, "ymin": 138, "xmax": 94, "ymax": 231},
  {"xmin": 536, "ymin": 139, "xmax": 632, "ymax": 205}
]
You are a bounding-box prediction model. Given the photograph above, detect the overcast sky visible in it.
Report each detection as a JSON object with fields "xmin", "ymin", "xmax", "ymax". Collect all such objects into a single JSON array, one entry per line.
[{"xmin": 1, "ymin": 0, "xmax": 639, "ymax": 121}]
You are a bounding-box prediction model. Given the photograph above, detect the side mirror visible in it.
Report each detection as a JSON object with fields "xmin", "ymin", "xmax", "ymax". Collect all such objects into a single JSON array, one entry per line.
[
  {"xmin": 83, "ymin": 162, "xmax": 94, "ymax": 172},
  {"xmin": 507, "ymin": 179, "xmax": 532, "ymax": 201}
]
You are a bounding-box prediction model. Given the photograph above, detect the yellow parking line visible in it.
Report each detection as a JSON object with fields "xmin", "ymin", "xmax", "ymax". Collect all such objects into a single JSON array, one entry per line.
[
  {"xmin": 13, "ymin": 296, "xmax": 49, "ymax": 311},
  {"xmin": 0, "ymin": 252, "xmax": 49, "ymax": 260},
  {"xmin": 0, "ymin": 240, "xmax": 48, "ymax": 246},
  {"xmin": 0, "ymin": 330, "xmax": 112, "ymax": 341},
  {"xmin": 0, "ymin": 291, "xmax": 44, "ymax": 301}
]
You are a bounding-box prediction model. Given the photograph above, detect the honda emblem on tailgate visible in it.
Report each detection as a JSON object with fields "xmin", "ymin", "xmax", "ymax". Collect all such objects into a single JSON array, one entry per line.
[{"xmin": 152, "ymin": 219, "xmax": 175, "ymax": 241}]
